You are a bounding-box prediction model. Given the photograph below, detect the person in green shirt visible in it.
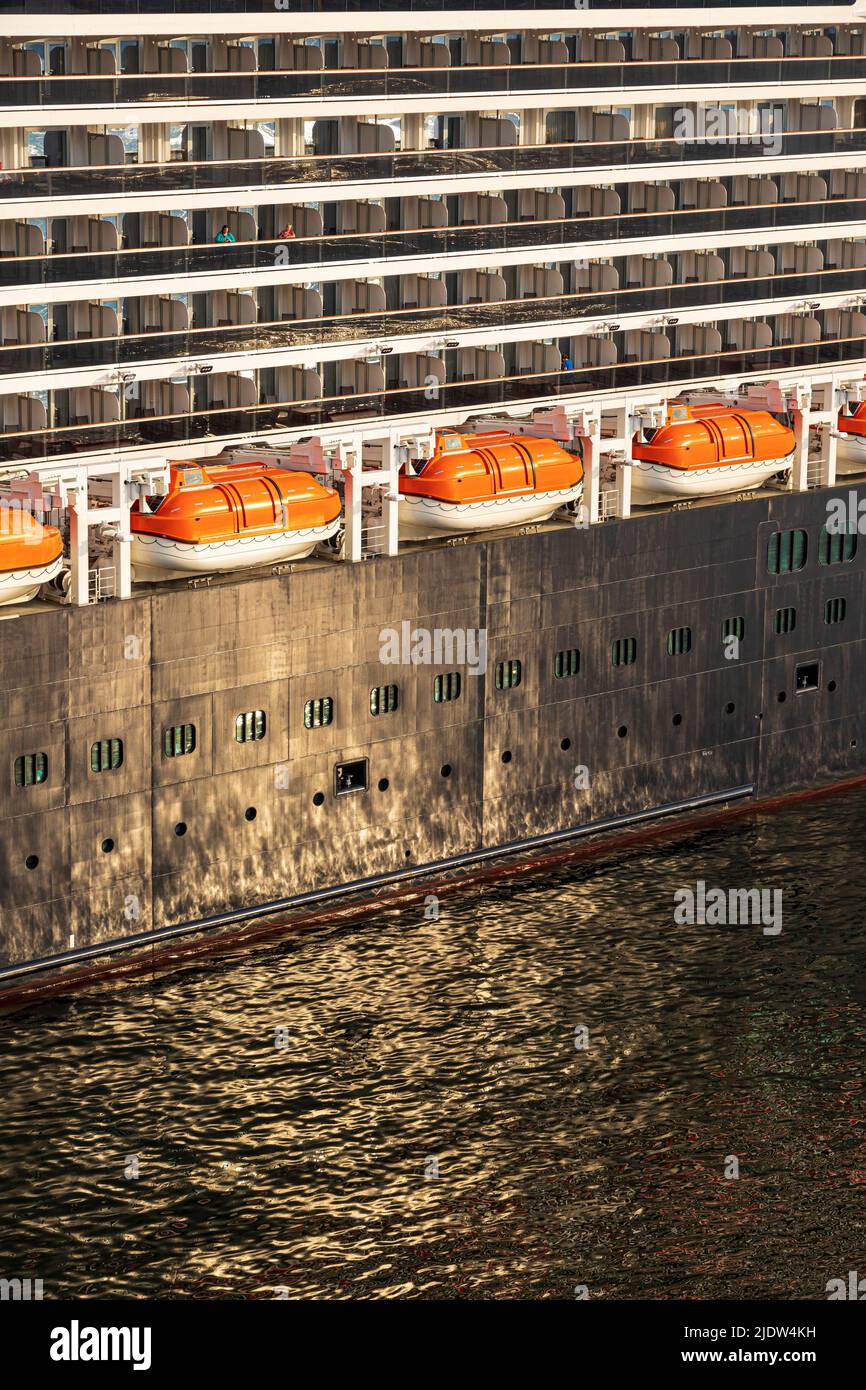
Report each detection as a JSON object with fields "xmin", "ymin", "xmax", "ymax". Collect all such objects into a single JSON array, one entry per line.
[{"xmin": 215, "ymin": 225, "xmax": 236, "ymax": 243}]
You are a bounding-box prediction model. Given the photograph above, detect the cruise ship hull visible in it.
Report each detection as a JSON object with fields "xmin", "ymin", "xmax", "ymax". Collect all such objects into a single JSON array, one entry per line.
[{"xmin": 2, "ymin": 481, "xmax": 864, "ymax": 997}]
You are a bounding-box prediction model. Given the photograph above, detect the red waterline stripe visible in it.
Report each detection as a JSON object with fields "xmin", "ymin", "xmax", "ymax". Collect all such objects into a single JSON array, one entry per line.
[{"xmin": 3, "ymin": 768, "xmax": 866, "ymax": 1012}]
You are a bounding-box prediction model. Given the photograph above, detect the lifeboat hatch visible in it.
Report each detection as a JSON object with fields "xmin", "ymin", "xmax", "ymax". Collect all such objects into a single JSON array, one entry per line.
[{"xmin": 335, "ymin": 759, "xmax": 368, "ymax": 796}]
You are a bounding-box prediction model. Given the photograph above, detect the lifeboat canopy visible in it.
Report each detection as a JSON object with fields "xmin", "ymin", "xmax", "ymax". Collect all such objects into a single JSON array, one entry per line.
[
  {"xmin": 838, "ymin": 400, "xmax": 866, "ymax": 437},
  {"xmin": 400, "ymin": 428, "xmax": 583, "ymax": 504},
  {"xmin": 632, "ymin": 405, "xmax": 795, "ymax": 472}
]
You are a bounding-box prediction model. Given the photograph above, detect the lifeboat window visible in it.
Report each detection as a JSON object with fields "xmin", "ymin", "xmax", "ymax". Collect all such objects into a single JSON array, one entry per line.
[
  {"xmin": 554, "ymin": 648, "xmax": 580, "ymax": 679},
  {"xmin": 666, "ymin": 626, "xmax": 692, "ymax": 657},
  {"xmin": 495, "ymin": 660, "xmax": 522, "ymax": 691},
  {"xmin": 14, "ymin": 751, "xmax": 48, "ymax": 787},
  {"xmin": 90, "ymin": 738, "xmax": 124, "ymax": 773},
  {"xmin": 235, "ymin": 710, "xmax": 267, "ymax": 743},
  {"xmin": 774, "ymin": 606, "xmax": 797, "ymax": 636},
  {"xmin": 370, "ymin": 684, "xmax": 399, "ymax": 716},
  {"xmin": 611, "ymin": 637, "xmax": 637, "ymax": 668},
  {"xmin": 434, "ymin": 672, "xmax": 462, "ymax": 704},
  {"xmin": 767, "ymin": 529, "xmax": 808, "ymax": 575},
  {"xmin": 825, "ymin": 597, "xmax": 847, "ymax": 625},
  {"xmin": 162, "ymin": 723, "xmax": 196, "ymax": 758},
  {"xmin": 721, "ymin": 616, "xmax": 745, "ymax": 644},
  {"xmin": 818, "ymin": 526, "xmax": 858, "ymax": 567},
  {"xmin": 304, "ymin": 697, "xmax": 333, "ymax": 729}
]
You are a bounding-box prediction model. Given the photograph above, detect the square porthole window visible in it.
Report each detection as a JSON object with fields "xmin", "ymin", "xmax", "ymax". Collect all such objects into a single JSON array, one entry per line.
[
  {"xmin": 795, "ymin": 661, "xmax": 820, "ymax": 694},
  {"xmin": 334, "ymin": 759, "xmax": 368, "ymax": 796}
]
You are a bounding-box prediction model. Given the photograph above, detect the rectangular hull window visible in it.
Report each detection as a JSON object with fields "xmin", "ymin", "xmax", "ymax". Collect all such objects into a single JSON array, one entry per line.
[{"xmin": 335, "ymin": 759, "xmax": 368, "ymax": 796}]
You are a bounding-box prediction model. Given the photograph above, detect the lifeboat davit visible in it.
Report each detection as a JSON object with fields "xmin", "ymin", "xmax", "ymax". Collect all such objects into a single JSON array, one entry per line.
[
  {"xmin": 398, "ymin": 428, "xmax": 583, "ymax": 539},
  {"xmin": 835, "ymin": 402, "xmax": 866, "ymax": 472},
  {"xmin": 130, "ymin": 461, "xmax": 341, "ymax": 580},
  {"xmin": 630, "ymin": 404, "xmax": 795, "ymax": 503},
  {"xmin": 0, "ymin": 503, "xmax": 63, "ymax": 605}
]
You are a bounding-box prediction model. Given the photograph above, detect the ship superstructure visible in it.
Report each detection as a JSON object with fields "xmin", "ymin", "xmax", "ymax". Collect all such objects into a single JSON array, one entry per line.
[{"xmin": 3, "ymin": 2, "xmax": 866, "ymax": 990}]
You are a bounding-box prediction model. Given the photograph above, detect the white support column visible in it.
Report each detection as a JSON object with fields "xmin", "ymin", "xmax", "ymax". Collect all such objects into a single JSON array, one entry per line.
[
  {"xmin": 112, "ymin": 469, "xmax": 132, "ymax": 601},
  {"xmin": 341, "ymin": 443, "xmax": 363, "ymax": 563},
  {"xmin": 576, "ymin": 412, "xmax": 601, "ymax": 525},
  {"xmin": 791, "ymin": 399, "xmax": 811, "ymax": 492},
  {"xmin": 67, "ymin": 477, "xmax": 90, "ymax": 608},
  {"xmin": 616, "ymin": 461, "xmax": 632, "ymax": 521},
  {"xmin": 384, "ymin": 430, "xmax": 400, "ymax": 557}
]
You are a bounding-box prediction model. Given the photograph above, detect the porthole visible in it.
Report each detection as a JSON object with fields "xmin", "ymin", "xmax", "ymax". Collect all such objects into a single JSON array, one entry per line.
[
  {"xmin": 377, "ymin": 777, "xmax": 389, "ymax": 792},
  {"xmin": 101, "ymin": 838, "xmax": 115, "ymax": 854},
  {"xmin": 24, "ymin": 854, "xmax": 38, "ymax": 870},
  {"xmin": 617, "ymin": 725, "xmax": 628, "ymax": 738},
  {"xmin": 828, "ymin": 680, "xmax": 838, "ymax": 693},
  {"xmin": 725, "ymin": 702, "xmax": 735, "ymax": 715},
  {"xmin": 501, "ymin": 750, "xmax": 513, "ymax": 764},
  {"xmin": 244, "ymin": 807, "xmax": 257, "ymax": 822},
  {"xmin": 852, "ymin": 739, "xmax": 858, "ymax": 748},
  {"xmin": 174, "ymin": 822, "xmax": 187, "ymax": 837},
  {"xmin": 672, "ymin": 713, "xmax": 682, "ymax": 727},
  {"xmin": 560, "ymin": 737, "xmax": 572, "ymax": 751},
  {"xmin": 440, "ymin": 764, "xmax": 452, "ymax": 778},
  {"xmin": 312, "ymin": 791, "xmax": 325, "ymax": 807},
  {"xmin": 777, "ymin": 691, "xmax": 787, "ymax": 704}
]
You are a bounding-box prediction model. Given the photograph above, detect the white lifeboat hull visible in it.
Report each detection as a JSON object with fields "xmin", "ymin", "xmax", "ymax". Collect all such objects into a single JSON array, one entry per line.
[
  {"xmin": 835, "ymin": 432, "xmax": 866, "ymax": 474},
  {"xmin": 0, "ymin": 555, "xmax": 64, "ymax": 607},
  {"xmin": 630, "ymin": 451, "xmax": 794, "ymax": 503},
  {"xmin": 131, "ymin": 518, "xmax": 340, "ymax": 580},
  {"xmin": 398, "ymin": 484, "xmax": 583, "ymax": 540}
]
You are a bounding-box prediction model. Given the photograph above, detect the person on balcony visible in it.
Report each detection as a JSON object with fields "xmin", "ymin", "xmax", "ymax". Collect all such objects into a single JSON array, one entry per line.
[
  {"xmin": 277, "ymin": 223, "xmax": 296, "ymax": 240},
  {"xmin": 215, "ymin": 225, "xmax": 236, "ymax": 243}
]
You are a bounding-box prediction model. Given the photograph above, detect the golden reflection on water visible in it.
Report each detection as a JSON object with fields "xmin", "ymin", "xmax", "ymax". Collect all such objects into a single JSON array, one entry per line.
[{"xmin": 0, "ymin": 793, "xmax": 864, "ymax": 1299}]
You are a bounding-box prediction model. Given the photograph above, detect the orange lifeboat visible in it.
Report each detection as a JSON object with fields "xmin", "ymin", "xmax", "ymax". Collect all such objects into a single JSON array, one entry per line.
[
  {"xmin": 130, "ymin": 460, "xmax": 341, "ymax": 579},
  {"xmin": 0, "ymin": 502, "xmax": 63, "ymax": 605},
  {"xmin": 398, "ymin": 428, "xmax": 583, "ymax": 538},
  {"xmin": 836, "ymin": 401, "xmax": 866, "ymax": 471},
  {"xmin": 630, "ymin": 404, "xmax": 795, "ymax": 502}
]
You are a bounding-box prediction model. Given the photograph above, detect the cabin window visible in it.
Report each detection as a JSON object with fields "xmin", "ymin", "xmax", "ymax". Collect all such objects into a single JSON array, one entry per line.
[
  {"xmin": 14, "ymin": 752, "xmax": 48, "ymax": 787},
  {"xmin": 554, "ymin": 647, "xmax": 580, "ymax": 679},
  {"xmin": 495, "ymin": 659, "xmax": 522, "ymax": 690},
  {"xmin": 370, "ymin": 684, "xmax": 398, "ymax": 716},
  {"xmin": 434, "ymin": 672, "xmax": 462, "ymax": 703},
  {"xmin": 721, "ymin": 616, "xmax": 745, "ymax": 642},
  {"xmin": 163, "ymin": 723, "xmax": 196, "ymax": 758},
  {"xmin": 774, "ymin": 606, "xmax": 797, "ymax": 635},
  {"xmin": 304, "ymin": 697, "xmax": 333, "ymax": 729},
  {"xmin": 666, "ymin": 626, "xmax": 692, "ymax": 656},
  {"xmin": 90, "ymin": 738, "xmax": 123, "ymax": 773},
  {"xmin": 818, "ymin": 526, "xmax": 857, "ymax": 566},
  {"xmin": 235, "ymin": 710, "xmax": 266, "ymax": 743},
  {"xmin": 611, "ymin": 637, "xmax": 637, "ymax": 667},
  {"xmin": 767, "ymin": 529, "xmax": 807, "ymax": 574},
  {"xmin": 824, "ymin": 597, "xmax": 847, "ymax": 625}
]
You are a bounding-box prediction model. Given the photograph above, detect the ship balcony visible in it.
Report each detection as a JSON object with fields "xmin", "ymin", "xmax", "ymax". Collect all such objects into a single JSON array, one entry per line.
[
  {"xmin": 4, "ymin": 121, "xmax": 866, "ymax": 220},
  {"xmin": 7, "ymin": 173, "xmax": 866, "ymax": 301},
  {"xmin": 3, "ymin": 306, "xmax": 866, "ymax": 466},
  {"xmin": 5, "ymin": 252, "xmax": 866, "ymax": 396},
  {"xmin": 1, "ymin": 49, "xmax": 865, "ymax": 117}
]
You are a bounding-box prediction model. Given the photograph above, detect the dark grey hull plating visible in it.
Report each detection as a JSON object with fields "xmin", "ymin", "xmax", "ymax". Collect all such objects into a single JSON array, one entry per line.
[{"xmin": 1, "ymin": 482, "xmax": 864, "ymax": 988}]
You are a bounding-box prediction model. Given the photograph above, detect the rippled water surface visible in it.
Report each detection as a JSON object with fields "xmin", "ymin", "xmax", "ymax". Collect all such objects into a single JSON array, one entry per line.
[{"xmin": 1, "ymin": 792, "xmax": 865, "ymax": 1300}]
